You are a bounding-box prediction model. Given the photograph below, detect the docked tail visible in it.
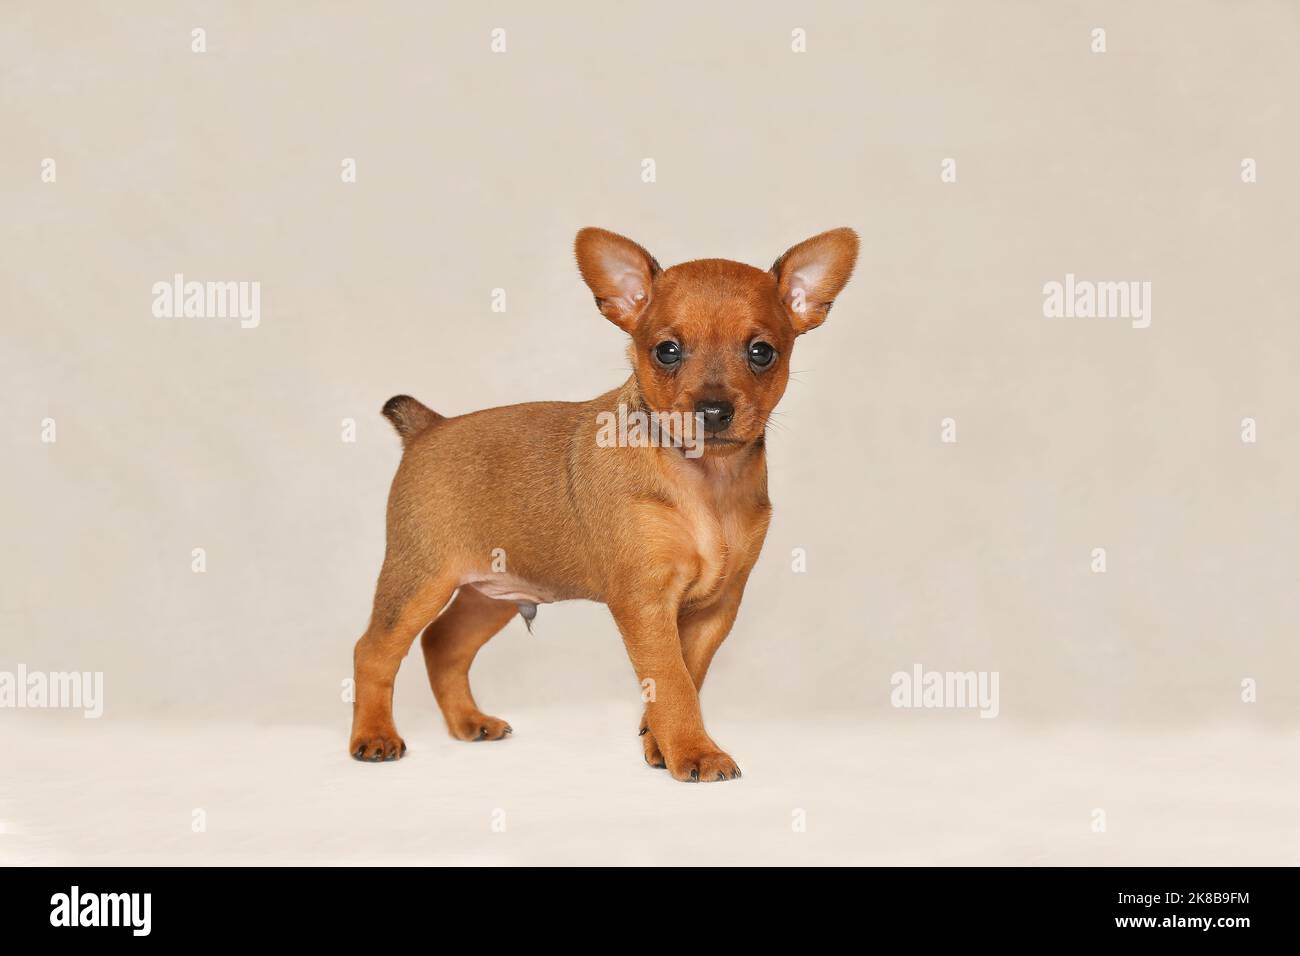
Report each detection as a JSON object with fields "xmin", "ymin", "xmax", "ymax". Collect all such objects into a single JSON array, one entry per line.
[{"xmin": 381, "ymin": 395, "xmax": 443, "ymax": 447}]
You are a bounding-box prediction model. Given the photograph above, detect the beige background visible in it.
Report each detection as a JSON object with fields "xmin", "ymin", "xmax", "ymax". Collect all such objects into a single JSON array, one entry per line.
[{"xmin": 1, "ymin": 1, "xmax": 1297, "ymax": 865}]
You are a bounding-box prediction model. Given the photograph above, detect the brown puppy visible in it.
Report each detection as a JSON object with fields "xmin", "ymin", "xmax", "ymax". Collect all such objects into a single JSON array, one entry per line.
[{"xmin": 350, "ymin": 227, "xmax": 858, "ymax": 781}]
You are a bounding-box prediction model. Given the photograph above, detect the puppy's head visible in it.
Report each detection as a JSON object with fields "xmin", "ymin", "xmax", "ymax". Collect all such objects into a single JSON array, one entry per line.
[{"xmin": 575, "ymin": 226, "xmax": 859, "ymax": 456}]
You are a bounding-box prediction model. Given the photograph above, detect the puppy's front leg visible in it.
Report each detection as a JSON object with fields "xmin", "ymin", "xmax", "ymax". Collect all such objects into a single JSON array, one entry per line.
[
  {"xmin": 609, "ymin": 599, "xmax": 740, "ymax": 782},
  {"xmin": 639, "ymin": 589, "xmax": 745, "ymax": 771}
]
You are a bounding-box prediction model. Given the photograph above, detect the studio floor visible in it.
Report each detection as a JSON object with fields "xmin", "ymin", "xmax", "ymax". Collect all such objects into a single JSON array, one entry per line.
[{"xmin": 2, "ymin": 709, "xmax": 1294, "ymax": 866}]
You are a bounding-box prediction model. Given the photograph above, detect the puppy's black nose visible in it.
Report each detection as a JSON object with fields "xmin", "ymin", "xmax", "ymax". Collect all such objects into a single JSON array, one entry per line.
[{"xmin": 695, "ymin": 399, "xmax": 735, "ymax": 433}]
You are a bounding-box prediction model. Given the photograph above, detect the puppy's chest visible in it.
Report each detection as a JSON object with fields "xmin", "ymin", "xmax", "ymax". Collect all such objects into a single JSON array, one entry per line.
[{"xmin": 675, "ymin": 493, "xmax": 761, "ymax": 604}]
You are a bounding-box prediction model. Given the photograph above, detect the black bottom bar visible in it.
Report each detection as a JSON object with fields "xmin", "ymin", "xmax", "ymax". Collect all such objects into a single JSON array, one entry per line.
[{"xmin": 0, "ymin": 866, "xmax": 1281, "ymax": 941}]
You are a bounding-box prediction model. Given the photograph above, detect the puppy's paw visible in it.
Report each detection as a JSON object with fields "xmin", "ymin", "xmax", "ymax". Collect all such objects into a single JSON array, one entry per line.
[
  {"xmin": 665, "ymin": 746, "xmax": 741, "ymax": 783},
  {"xmin": 639, "ymin": 721, "xmax": 666, "ymax": 769},
  {"xmin": 447, "ymin": 711, "xmax": 513, "ymax": 742},
  {"xmin": 350, "ymin": 731, "xmax": 407, "ymax": 762}
]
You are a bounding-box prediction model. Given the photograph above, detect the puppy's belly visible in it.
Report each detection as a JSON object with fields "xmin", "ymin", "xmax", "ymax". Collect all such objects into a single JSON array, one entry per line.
[{"xmin": 461, "ymin": 575, "xmax": 555, "ymax": 605}]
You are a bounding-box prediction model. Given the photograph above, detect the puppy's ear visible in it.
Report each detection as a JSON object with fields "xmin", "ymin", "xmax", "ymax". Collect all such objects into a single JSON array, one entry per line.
[
  {"xmin": 770, "ymin": 227, "xmax": 859, "ymax": 334},
  {"xmin": 574, "ymin": 227, "xmax": 661, "ymax": 332}
]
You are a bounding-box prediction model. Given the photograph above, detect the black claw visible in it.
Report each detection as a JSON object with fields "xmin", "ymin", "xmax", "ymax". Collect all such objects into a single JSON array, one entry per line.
[
  {"xmin": 400, "ymin": 742, "xmax": 407, "ymax": 756},
  {"xmin": 689, "ymin": 768, "xmax": 699, "ymax": 782},
  {"xmin": 369, "ymin": 751, "xmax": 383, "ymax": 762},
  {"xmin": 654, "ymin": 762, "xmax": 666, "ymax": 769},
  {"xmin": 503, "ymin": 726, "xmax": 513, "ymax": 736},
  {"xmin": 638, "ymin": 727, "xmax": 648, "ymax": 736},
  {"xmin": 716, "ymin": 771, "xmax": 726, "ymax": 781},
  {"xmin": 477, "ymin": 728, "xmax": 488, "ymax": 740}
]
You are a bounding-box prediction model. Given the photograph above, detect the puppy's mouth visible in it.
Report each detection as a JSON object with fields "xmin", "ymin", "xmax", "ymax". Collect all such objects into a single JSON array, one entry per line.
[{"xmin": 703, "ymin": 436, "xmax": 743, "ymax": 446}]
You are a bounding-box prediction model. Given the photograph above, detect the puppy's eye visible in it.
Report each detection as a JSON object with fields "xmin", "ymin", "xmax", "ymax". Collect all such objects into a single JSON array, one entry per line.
[
  {"xmin": 748, "ymin": 341, "xmax": 776, "ymax": 369},
  {"xmin": 653, "ymin": 341, "xmax": 682, "ymax": 367}
]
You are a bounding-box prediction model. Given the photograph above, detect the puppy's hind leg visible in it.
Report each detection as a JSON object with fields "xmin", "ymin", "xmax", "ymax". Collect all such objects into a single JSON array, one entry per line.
[
  {"xmin": 350, "ymin": 563, "xmax": 457, "ymax": 761},
  {"xmin": 420, "ymin": 586, "xmax": 519, "ymax": 741}
]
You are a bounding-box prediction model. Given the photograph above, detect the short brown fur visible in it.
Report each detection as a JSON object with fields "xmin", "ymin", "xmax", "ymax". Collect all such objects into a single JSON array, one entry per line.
[{"xmin": 350, "ymin": 227, "xmax": 859, "ymax": 781}]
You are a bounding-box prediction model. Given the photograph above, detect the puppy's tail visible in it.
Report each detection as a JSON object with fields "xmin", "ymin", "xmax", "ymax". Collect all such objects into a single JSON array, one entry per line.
[{"xmin": 381, "ymin": 395, "xmax": 444, "ymax": 448}]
